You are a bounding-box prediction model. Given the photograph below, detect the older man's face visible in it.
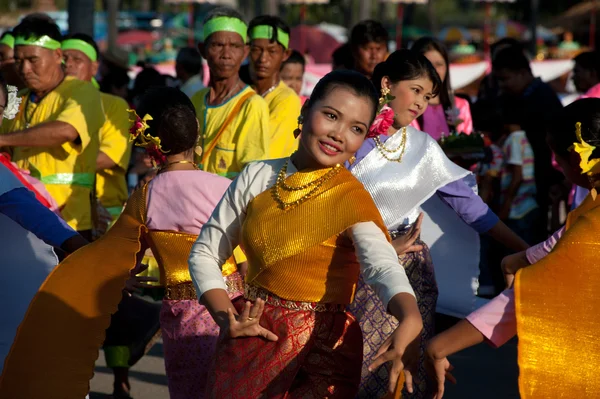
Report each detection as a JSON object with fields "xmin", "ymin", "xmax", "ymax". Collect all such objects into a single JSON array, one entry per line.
[
  {"xmin": 14, "ymin": 45, "xmax": 63, "ymax": 93},
  {"xmin": 204, "ymin": 31, "xmax": 248, "ymax": 80}
]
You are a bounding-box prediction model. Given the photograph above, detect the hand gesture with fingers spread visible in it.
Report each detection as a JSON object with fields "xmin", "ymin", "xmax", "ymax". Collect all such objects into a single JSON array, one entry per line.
[
  {"xmin": 227, "ymin": 299, "xmax": 279, "ymax": 342},
  {"xmin": 124, "ymin": 275, "xmax": 158, "ymax": 296},
  {"xmin": 425, "ymin": 355, "xmax": 456, "ymax": 399},
  {"xmin": 369, "ymin": 321, "xmax": 422, "ymax": 394},
  {"xmin": 392, "ymin": 213, "xmax": 424, "ymax": 256}
]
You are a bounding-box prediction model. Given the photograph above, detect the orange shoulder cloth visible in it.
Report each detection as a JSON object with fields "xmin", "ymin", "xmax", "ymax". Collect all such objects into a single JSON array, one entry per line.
[
  {"xmin": 0, "ymin": 186, "xmax": 148, "ymax": 399},
  {"xmin": 515, "ymin": 193, "xmax": 600, "ymax": 398},
  {"xmin": 242, "ymin": 166, "xmax": 388, "ymax": 304}
]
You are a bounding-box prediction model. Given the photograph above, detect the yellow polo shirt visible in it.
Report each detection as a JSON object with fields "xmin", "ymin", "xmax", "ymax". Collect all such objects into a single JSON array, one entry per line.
[
  {"xmin": 191, "ymin": 85, "xmax": 270, "ymax": 179},
  {"xmin": 96, "ymin": 93, "xmax": 132, "ymax": 216},
  {"xmin": 0, "ymin": 76, "xmax": 104, "ymax": 231},
  {"xmin": 264, "ymin": 81, "xmax": 301, "ymax": 158}
]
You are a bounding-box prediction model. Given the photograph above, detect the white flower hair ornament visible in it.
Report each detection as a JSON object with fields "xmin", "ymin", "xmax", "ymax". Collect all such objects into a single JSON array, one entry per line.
[{"xmin": 3, "ymin": 85, "xmax": 22, "ymax": 120}]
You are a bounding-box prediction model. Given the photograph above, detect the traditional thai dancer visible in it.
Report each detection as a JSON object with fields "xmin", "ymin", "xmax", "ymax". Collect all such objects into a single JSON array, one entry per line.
[
  {"xmin": 189, "ymin": 70, "xmax": 423, "ymax": 398},
  {"xmin": 426, "ymin": 98, "xmax": 600, "ymax": 399},
  {"xmin": 0, "ymin": 87, "xmax": 243, "ymax": 399},
  {"xmin": 346, "ymin": 50, "xmax": 529, "ymax": 398}
]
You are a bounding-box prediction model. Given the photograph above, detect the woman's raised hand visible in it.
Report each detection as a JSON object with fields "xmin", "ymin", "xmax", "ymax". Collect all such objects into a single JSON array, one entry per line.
[
  {"xmin": 226, "ymin": 299, "xmax": 278, "ymax": 342},
  {"xmin": 392, "ymin": 213, "xmax": 424, "ymax": 256}
]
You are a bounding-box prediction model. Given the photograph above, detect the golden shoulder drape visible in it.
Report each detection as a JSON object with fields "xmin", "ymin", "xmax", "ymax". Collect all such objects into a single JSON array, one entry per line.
[
  {"xmin": 0, "ymin": 187, "xmax": 148, "ymax": 399},
  {"xmin": 515, "ymin": 194, "xmax": 600, "ymax": 399}
]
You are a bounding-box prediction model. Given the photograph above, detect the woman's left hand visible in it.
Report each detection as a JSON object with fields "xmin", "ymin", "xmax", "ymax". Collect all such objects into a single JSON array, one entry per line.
[
  {"xmin": 369, "ymin": 315, "xmax": 423, "ymax": 394},
  {"xmin": 392, "ymin": 213, "xmax": 424, "ymax": 256}
]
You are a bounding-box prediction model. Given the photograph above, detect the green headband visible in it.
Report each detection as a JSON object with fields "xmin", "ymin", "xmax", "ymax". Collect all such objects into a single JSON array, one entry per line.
[
  {"xmin": 14, "ymin": 35, "xmax": 61, "ymax": 50},
  {"xmin": 250, "ymin": 25, "xmax": 289, "ymax": 49},
  {"xmin": 61, "ymin": 39, "xmax": 98, "ymax": 62},
  {"xmin": 0, "ymin": 33, "xmax": 14, "ymax": 49},
  {"xmin": 203, "ymin": 17, "xmax": 247, "ymax": 42}
]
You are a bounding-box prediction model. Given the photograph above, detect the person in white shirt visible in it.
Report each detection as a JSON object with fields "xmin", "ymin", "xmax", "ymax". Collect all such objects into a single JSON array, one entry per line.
[
  {"xmin": 176, "ymin": 47, "xmax": 204, "ymax": 98},
  {"xmin": 188, "ymin": 69, "xmax": 423, "ymax": 398}
]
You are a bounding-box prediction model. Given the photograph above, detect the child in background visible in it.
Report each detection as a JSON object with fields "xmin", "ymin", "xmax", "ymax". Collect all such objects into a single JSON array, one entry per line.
[
  {"xmin": 280, "ymin": 49, "xmax": 307, "ymax": 103},
  {"xmin": 497, "ymin": 108, "xmax": 538, "ymax": 245}
]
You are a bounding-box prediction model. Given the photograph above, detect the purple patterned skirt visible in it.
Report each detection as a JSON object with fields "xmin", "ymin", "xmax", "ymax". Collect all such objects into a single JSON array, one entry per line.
[
  {"xmin": 160, "ymin": 272, "xmax": 243, "ymax": 399},
  {"xmin": 348, "ymin": 239, "xmax": 438, "ymax": 399}
]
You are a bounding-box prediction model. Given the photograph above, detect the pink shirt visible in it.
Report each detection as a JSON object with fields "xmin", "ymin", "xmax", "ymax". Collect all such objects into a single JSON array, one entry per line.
[
  {"xmin": 146, "ymin": 170, "xmax": 231, "ymax": 234},
  {"xmin": 410, "ymin": 97, "xmax": 473, "ymax": 141},
  {"xmin": 467, "ymin": 226, "xmax": 565, "ymax": 347},
  {"xmin": 582, "ymin": 83, "xmax": 600, "ymax": 99}
]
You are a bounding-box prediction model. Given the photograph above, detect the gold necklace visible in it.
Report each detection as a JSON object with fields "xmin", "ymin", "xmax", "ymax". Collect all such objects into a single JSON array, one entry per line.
[
  {"xmin": 373, "ymin": 126, "xmax": 408, "ymax": 163},
  {"xmin": 272, "ymin": 160, "xmax": 342, "ymax": 209},
  {"xmin": 158, "ymin": 160, "xmax": 199, "ymax": 173}
]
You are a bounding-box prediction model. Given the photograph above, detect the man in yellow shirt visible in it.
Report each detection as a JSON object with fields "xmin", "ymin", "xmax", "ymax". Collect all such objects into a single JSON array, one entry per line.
[
  {"xmin": 192, "ymin": 6, "xmax": 270, "ymax": 179},
  {"xmin": 62, "ymin": 33, "xmax": 132, "ymax": 221},
  {"xmin": 248, "ymin": 15, "xmax": 301, "ymax": 158},
  {"xmin": 0, "ymin": 15, "xmax": 104, "ymax": 238}
]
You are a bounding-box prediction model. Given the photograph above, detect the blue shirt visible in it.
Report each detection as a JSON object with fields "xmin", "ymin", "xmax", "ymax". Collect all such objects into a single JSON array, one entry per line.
[{"xmin": 0, "ymin": 187, "xmax": 77, "ymax": 248}]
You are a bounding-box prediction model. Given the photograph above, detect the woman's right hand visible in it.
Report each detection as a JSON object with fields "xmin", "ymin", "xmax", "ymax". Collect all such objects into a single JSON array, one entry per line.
[
  {"xmin": 392, "ymin": 213, "xmax": 424, "ymax": 256},
  {"xmin": 501, "ymin": 251, "xmax": 530, "ymax": 288},
  {"xmin": 226, "ymin": 299, "xmax": 278, "ymax": 342}
]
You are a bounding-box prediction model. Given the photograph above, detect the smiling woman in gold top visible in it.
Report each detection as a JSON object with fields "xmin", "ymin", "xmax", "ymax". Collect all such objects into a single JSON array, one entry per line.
[{"xmin": 189, "ymin": 70, "xmax": 423, "ymax": 398}]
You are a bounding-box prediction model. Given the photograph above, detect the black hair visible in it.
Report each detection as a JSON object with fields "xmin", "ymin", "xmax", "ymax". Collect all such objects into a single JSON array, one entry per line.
[
  {"xmin": 203, "ymin": 7, "xmax": 246, "ymax": 43},
  {"xmin": 176, "ymin": 47, "xmax": 203, "ymax": 76},
  {"xmin": 99, "ymin": 68, "xmax": 130, "ymax": 93},
  {"xmin": 248, "ymin": 15, "xmax": 290, "ymax": 49},
  {"xmin": 491, "ymin": 37, "xmax": 522, "ymax": 57},
  {"xmin": 332, "ymin": 43, "xmax": 353, "ymax": 70},
  {"xmin": 371, "ymin": 49, "xmax": 442, "ymax": 97},
  {"xmin": 349, "ymin": 20, "xmax": 388, "ymax": 50},
  {"xmin": 135, "ymin": 87, "xmax": 199, "ymax": 155},
  {"xmin": 12, "ymin": 13, "xmax": 62, "ymax": 43},
  {"xmin": 574, "ymin": 51, "xmax": 600, "ymax": 77},
  {"xmin": 0, "ymin": 30, "xmax": 13, "ymax": 41},
  {"xmin": 63, "ymin": 32, "xmax": 99, "ymax": 58},
  {"xmin": 131, "ymin": 65, "xmax": 165, "ymax": 100},
  {"xmin": 411, "ymin": 37, "xmax": 453, "ymax": 130},
  {"xmin": 492, "ymin": 46, "xmax": 532, "ymax": 73},
  {"xmin": 548, "ymin": 98, "xmax": 600, "ymax": 160},
  {"xmin": 306, "ymin": 69, "xmax": 379, "ymax": 125},
  {"xmin": 282, "ymin": 49, "xmax": 305, "ymax": 70}
]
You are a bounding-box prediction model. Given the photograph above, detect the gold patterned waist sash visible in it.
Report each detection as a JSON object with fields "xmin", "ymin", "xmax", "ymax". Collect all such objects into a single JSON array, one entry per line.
[
  {"xmin": 244, "ymin": 283, "xmax": 347, "ymax": 312},
  {"xmin": 165, "ymin": 272, "xmax": 244, "ymax": 300}
]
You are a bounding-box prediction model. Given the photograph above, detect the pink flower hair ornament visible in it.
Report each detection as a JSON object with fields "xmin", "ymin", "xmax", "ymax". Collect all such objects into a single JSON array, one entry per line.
[{"xmin": 367, "ymin": 88, "xmax": 396, "ymax": 138}]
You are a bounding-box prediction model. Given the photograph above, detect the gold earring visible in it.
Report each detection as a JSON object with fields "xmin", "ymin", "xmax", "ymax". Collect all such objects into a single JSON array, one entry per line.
[
  {"xmin": 294, "ymin": 115, "xmax": 304, "ymax": 139},
  {"xmin": 379, "ymin": 87, "xmax": 391, "ymax": 104},
  {"xmin": 589, "ymin": 176, "xmax": 598, "ymax": 201},
  {"xmin": 348, "ymin": 155, "xmax": 357, "ymax": 165}
]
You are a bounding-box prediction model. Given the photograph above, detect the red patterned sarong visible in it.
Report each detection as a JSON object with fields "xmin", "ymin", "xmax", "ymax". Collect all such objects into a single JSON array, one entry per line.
[{"xmin": 206, "ymin": 301, "xmax": 363, "ymax": 398}]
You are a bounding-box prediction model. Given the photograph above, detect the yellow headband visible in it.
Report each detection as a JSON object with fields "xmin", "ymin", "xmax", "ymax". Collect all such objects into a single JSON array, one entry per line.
[{"xmin": 572, "ymin": 122, "xmax": 600, "ymax": 176}]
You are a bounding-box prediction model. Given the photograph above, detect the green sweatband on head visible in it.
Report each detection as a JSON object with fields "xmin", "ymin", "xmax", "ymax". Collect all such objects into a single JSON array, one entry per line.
[
  {"xmin": 14, "ymin": 35, "xmax": 61, "ymax": 50},
  {"xmin": 203, "ymin": 17, "xmax": 247, "ymax": 42},
  {"xmin": 61, "ymin": 39, "xmax": 98, "ymax": 62},
  {"xmin": 250, "ymin": 25, "xmax": 289, "ymax": 49},
  {"xmin": 0, "ymin": 33, "xmax": 14, "ymax": 49}
]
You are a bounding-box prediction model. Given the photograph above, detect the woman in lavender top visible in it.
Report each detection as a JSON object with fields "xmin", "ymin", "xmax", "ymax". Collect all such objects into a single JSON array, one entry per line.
[{"xmin": 345, "ymin": 50, "xmax": 529, "ymax": 399}]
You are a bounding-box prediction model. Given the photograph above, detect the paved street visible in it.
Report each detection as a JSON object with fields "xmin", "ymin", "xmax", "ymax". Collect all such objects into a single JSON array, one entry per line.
[{"xmin": 90, "ymin": 337, "xmax": 519, "ymax": 398}]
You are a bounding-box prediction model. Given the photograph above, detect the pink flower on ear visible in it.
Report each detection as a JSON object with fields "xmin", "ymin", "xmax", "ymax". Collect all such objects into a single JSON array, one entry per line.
[{"xmin": 367, "ymin": 105, "xmax": 395, "ymax": 138}]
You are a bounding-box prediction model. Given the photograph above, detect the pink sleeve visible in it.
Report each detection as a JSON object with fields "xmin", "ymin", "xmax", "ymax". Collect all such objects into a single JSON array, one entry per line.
[
  {"xmin": 455, "ymin": 97, "xmax": 473, "ymax": 134},
  {"xmin": 466, "ymin": 289, "xmax": 516, "ymax": 348},
  {"xmin": 525, "ymin": 226, "xmax": 565, "ymax": 264}
]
